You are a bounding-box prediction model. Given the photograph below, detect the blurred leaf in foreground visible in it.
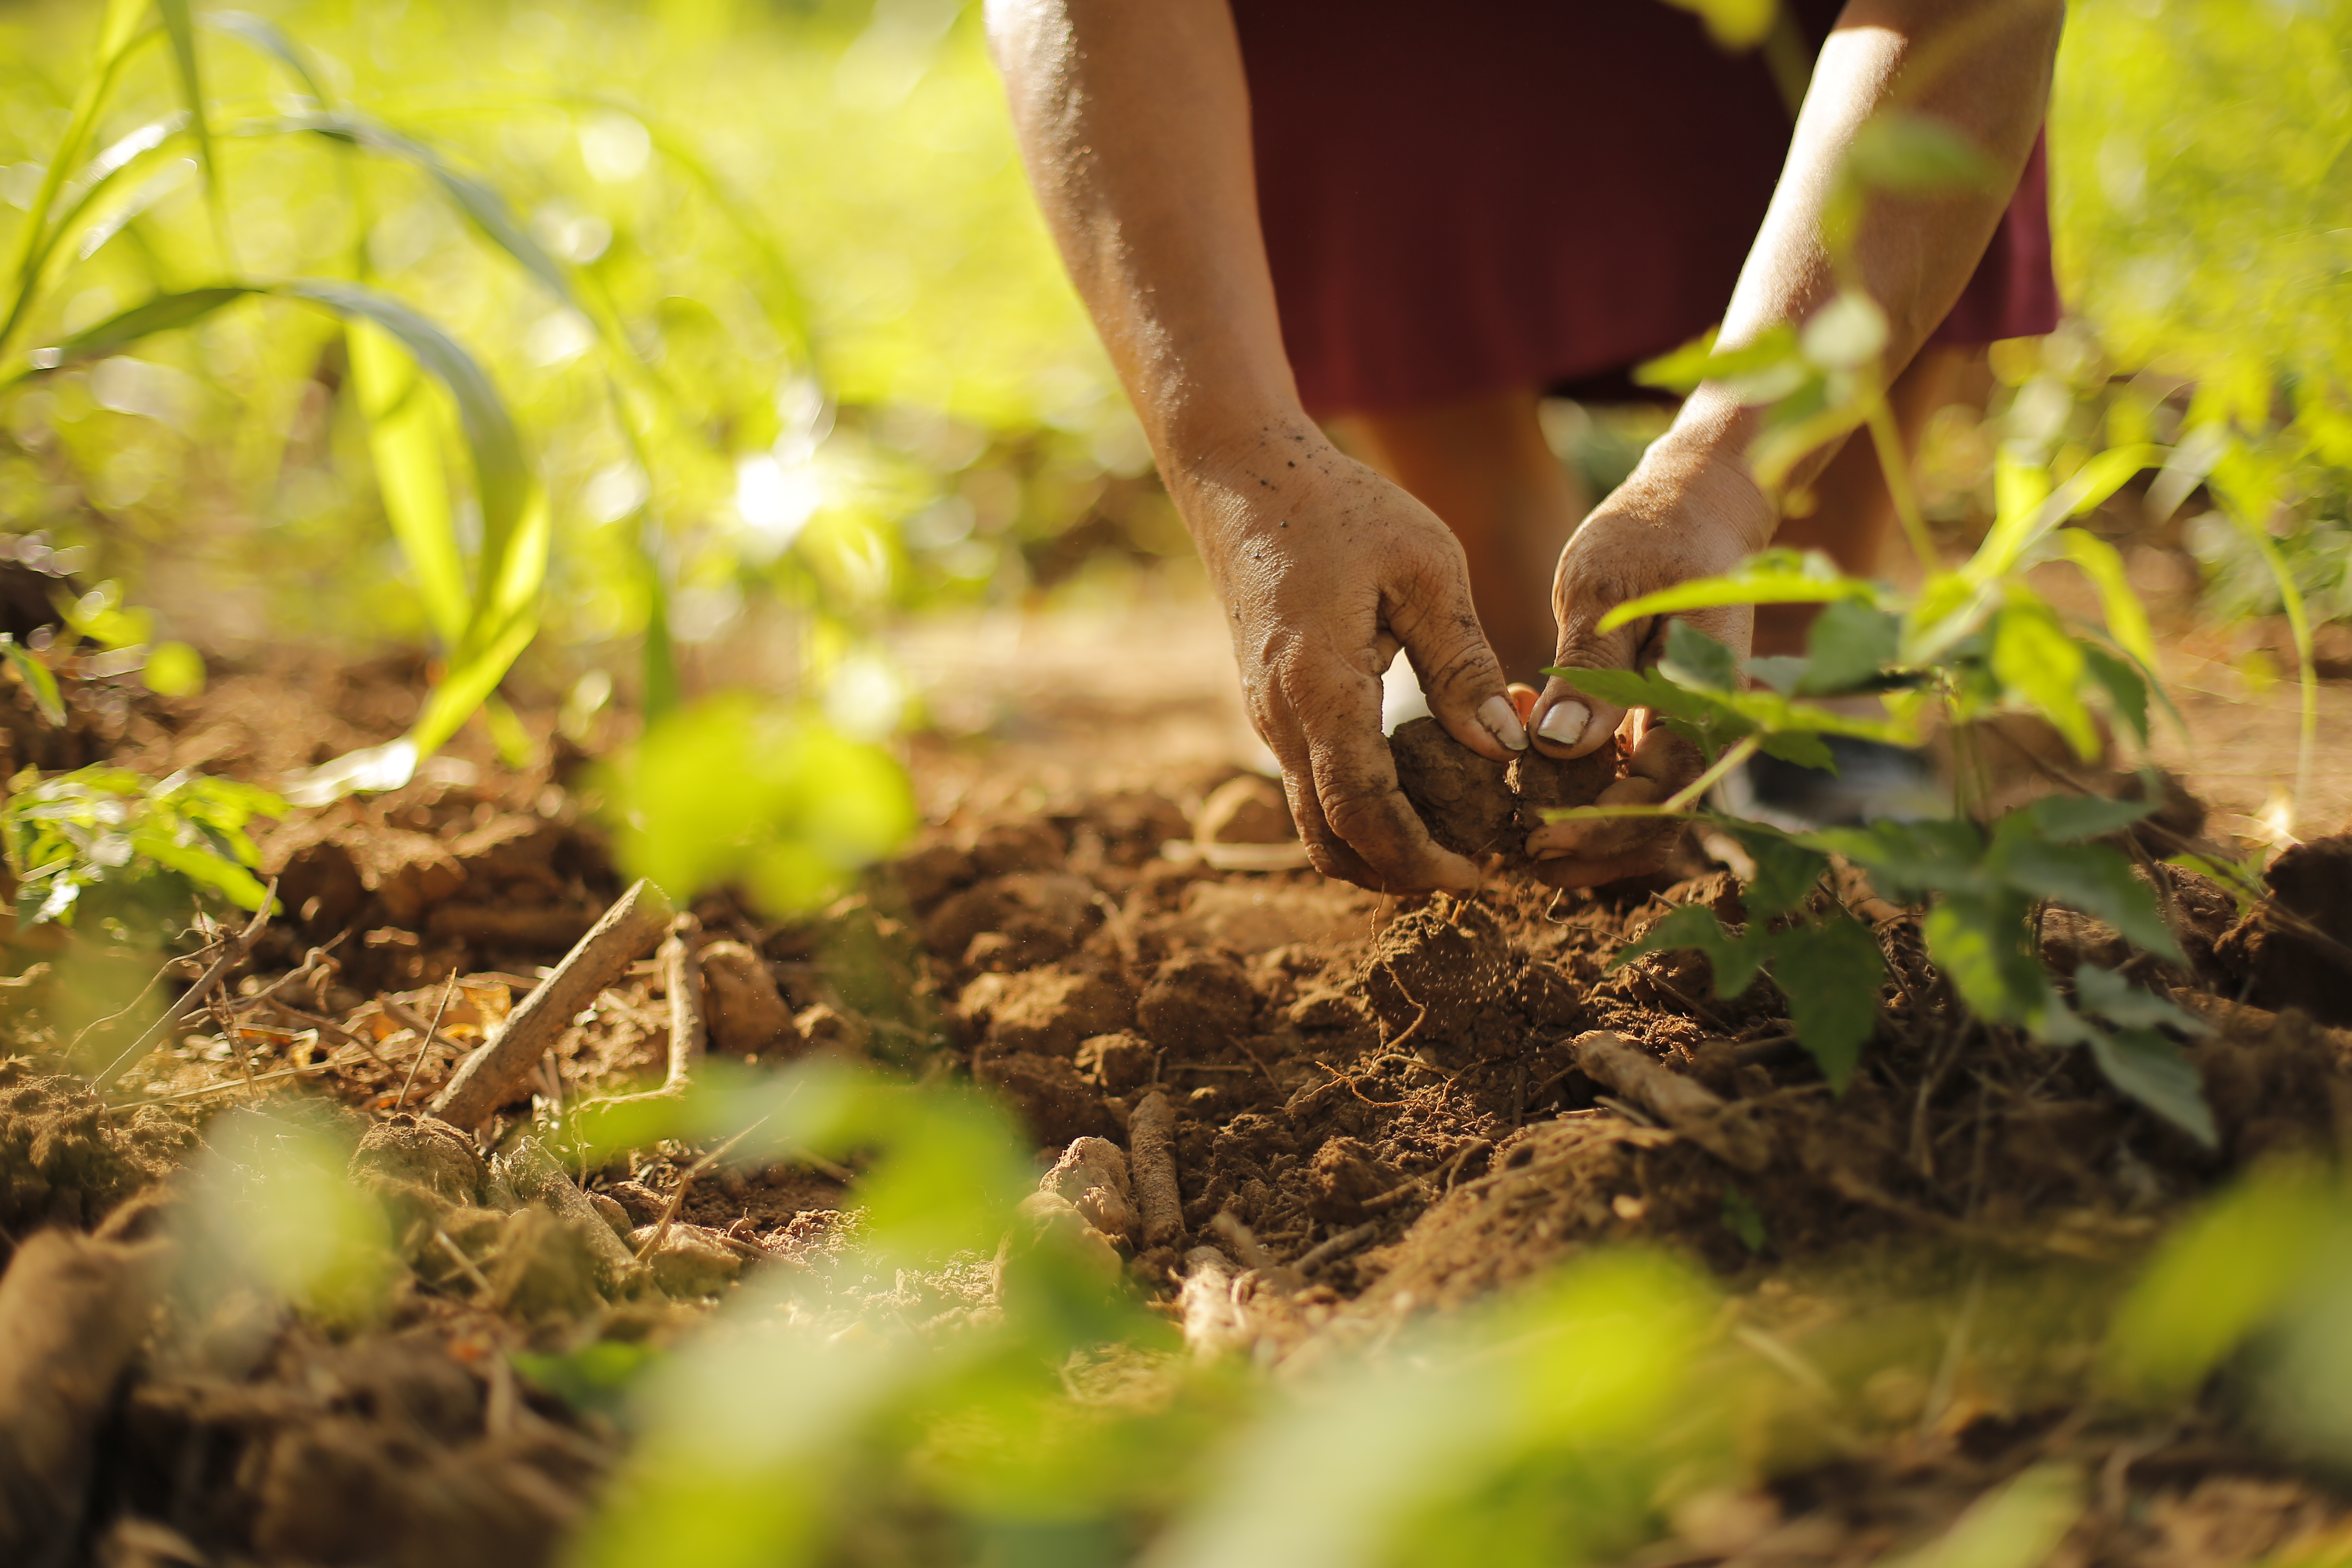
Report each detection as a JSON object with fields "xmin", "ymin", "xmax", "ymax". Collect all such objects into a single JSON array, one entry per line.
[{"xmin": 592, "ymin": 692, "xmax": 914, "ymax": 915}]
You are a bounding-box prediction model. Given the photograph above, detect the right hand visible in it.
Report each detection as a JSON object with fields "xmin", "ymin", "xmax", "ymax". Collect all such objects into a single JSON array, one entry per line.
[{"xmin": 1178, "ymin": 432, "xmax": 1530, "ymax": 893}]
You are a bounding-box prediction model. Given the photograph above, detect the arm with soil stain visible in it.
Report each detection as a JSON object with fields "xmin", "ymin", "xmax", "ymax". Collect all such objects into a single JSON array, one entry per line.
[{"xmin": 0, "ymin": 1229, "xmax": 171, "ymax": 1564}]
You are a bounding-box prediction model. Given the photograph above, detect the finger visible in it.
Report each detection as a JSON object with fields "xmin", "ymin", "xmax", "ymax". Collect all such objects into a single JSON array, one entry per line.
[
  {"xmin": 1385, "ymin": 546, "xmax": 1526, "ymax": 762},
  {"xmin": 1529, "ymin": 611, "xmax": 1644, "ymax": 761},
  {"xmin": 1255, "ymin": 696, "xmax": 1385, "ymax": 888},
  {"xmin": 1299, "ymin": 666, "xmax": 1482, "ymax": 894}
]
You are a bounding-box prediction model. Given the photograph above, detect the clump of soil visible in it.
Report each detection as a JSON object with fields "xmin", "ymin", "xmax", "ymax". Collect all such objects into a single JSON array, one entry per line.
[
  {"xmin": 2215, "ymin": 835, "xmax": 2352, "ymax": 1026},
  {"xmin": 0, "ymin": 1065, "xmax": 193, "ymax": 1248},
  {"xmin": 1388, "ymin": 716, "xmax": 1616, "ymax": 860}
]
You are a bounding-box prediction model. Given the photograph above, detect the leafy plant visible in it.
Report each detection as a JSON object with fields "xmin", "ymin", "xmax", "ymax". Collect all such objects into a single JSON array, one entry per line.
[
  {"xmin": 1561, "ymin": 111, "xmax": 2225, "ymax": 1142},
  {"xmin": 1, "ymin": 763, "xmax": 281, "ymax": 925}
]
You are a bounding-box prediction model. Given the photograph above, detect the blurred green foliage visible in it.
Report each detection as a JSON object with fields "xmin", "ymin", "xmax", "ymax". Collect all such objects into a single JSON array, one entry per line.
[{"xmin": 1, "ymin": 761, "xmax": 280, "ymax": 924}]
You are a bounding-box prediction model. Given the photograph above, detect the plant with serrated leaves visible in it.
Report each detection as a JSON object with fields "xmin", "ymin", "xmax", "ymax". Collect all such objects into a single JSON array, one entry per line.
[
  {"xmin": 2, "ymin": 764, "xmax": 282, "ymax": 927},
  {"xmin": 1555, "ymin": 114, "xmax": 2231, "ymax": 1146}
]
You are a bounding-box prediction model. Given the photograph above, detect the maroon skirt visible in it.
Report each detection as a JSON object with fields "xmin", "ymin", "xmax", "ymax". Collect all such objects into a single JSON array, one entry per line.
[{"xmin": 1232, "ymin": 0, "xmax": 2060, "ymax": 416}]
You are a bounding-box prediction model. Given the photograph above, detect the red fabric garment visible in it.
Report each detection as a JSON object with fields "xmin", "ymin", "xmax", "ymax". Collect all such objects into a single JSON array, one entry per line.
[{"xmin": 1230, "ymin": 0, "xmax": 2060, "ymax": 417}]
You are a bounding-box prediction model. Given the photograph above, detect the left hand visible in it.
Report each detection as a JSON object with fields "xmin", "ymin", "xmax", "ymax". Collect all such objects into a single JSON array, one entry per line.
[{"xmin": 1523, "ymin": 423, "xmax": 1777, "ymax": 888}]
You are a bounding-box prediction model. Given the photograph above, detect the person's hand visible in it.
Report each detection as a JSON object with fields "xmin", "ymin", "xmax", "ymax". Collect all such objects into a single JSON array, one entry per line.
[
  {"xmin": 1181, "ymin": 433, "xmax": 1529, "ymax": 893},
  {"xmin": 1523, "ymin": 427, "xmax": 1777, "ymax": 888}
]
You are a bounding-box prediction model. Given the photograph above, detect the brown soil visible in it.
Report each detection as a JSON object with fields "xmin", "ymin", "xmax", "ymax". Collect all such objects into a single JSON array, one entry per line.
[{"xmin": 3, "ymin": 624, "xmax": 2352, "ymax": 1565}]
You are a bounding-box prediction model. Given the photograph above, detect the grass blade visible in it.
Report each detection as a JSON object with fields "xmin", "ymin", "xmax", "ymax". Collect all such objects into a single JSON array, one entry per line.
[
  {"xmin": 151, "ymin": 0, "xmax": 232, "ymax": 266},
  {"xmin": 200, "ymin": 11, "xmax": 332, "ymax": 104},
  {"xmin": 348, "ymin": 322, "xmax": 469, "ymax": 644}
]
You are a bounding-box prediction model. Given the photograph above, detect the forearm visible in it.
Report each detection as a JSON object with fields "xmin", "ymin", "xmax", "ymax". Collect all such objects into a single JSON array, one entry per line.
[
  {"xmin": 1674, "ymin": 0, "xmax": 2065, "ymax": 492},
  {"xmin": 984, "ymin": 0, "xmax": 1303, "ymax": 480}
]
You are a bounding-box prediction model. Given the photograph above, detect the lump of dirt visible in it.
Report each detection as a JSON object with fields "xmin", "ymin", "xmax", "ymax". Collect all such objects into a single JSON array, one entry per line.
[
  {"xmin": 975, "ymin": 1054, "xmax": 1112, "ymax": 1145},
  {"xmin": 1076, "ymin": 1031, "xmax": 1157, "ymax": 1093},
  {"xmin": 1356, "ymin": 895, "xmax": 1512, "ymax": 1054},
  {"xmin": 962, "ymin": 966, "xmax": 1134, "ymax": 1058},
  {"xmin": 699, "ymin": 941, "xmax": 802, "ymax": 1056},
  {"xmin": 0, "ymin": 1067, "xmax": 191, "ymax": 1243},
  {"xmin": 1039, "ymin": 1136, "xmax": 1139, "ymax": 1245},
  {"xmin": 1306, "ymin": 1136, "xmax": 1394, "ymax": 1224},
  {"xmin": 1389, "ymin": 717, "xmax": 1517, "ymax": 859},
  {"xmin": 348, "ymin": 1115, "xmax": 486, "ymax": 1207},
  {"xmin": 1194, "ymin": 775, "xmax": 1294, "ymax": 847},
  {"xmin": 631, "ymin": 1223, "xmax": 743, "ymax": 1296},
  {"xmin": 922, "ymin": 872, "xmax": 1101, "ymax": 971},
  {"xmin": 2216, "ymin": 835, "xmax": 2352, "ymax": 1027},
  {"xmin": 1389, "ymin": 716, "xmax": 1618, "ymax": 862},
  {"xmin": 1136, "ymin": 952, "xmax": 1257, "ymax": 1054}
]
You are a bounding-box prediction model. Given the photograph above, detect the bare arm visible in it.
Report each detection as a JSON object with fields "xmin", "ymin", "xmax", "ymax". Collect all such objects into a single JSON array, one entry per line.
[
  {"xmin": 987, "ymin": 0, "xmax": 1526, "ymax": 893},
  {"xmin": 1527, "ymin": 0, "xmax": 2064, "ymax": 884}
]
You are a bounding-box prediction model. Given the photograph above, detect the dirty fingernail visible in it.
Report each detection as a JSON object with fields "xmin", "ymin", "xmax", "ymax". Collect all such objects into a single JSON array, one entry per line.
[
  {"xmin": 1537, "ymin": 701, "xmax": 1589, "ymax": 747},
  {"xmin": 1478, "ymin": 695, "xmax": 1529, "ymax": 751}
]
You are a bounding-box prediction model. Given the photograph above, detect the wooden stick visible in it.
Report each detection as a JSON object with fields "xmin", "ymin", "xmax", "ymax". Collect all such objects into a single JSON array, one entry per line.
[
  {"xmin": 659, "ymin": 917, "xmax": 704, "ymax": 1094},
  {"xmin": 432, "ymin": 880, "xmax": 672, "ymax": 1130},
  {"xmin": 1129, "ymin": 1090, "xmax": 1184, "ymax": 1249},
  {"xmin": 499, "ymin": 1134, "xmax": 642, "ymax": 1292},
  {"xmin": 1296, "ymin": 1220, "xmax": 1380, "ymax": 1276},
  {"xmin": 1573, "ymin": 1030, "xmax": 1771, "ymax": 1173}
]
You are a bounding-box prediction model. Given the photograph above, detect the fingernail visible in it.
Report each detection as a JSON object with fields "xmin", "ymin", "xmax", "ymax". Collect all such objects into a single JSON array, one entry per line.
[
  {"xmin": 1538, "ymin": 702, "xmax": 1589, "ymax": 747},
  {"xmin": 1478, "ymin": 695, "xmax": 1529, "ymax": 751}
]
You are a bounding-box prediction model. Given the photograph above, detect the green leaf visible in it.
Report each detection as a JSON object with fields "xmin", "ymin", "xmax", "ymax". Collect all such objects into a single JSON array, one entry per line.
[
  {"xmin": 2080, "ymin": 644, "xmax": 2151, "ymax": 746},
  {"xmin": 1994, "ymin": 835, "xmax": 2183, "ymax": 962},
  {"xmin": 152, "ymin": 0, "xmax": 227, "ymax": 261},
  {"xmin": 28, "ymin": 285, "xmax": 251, "ymax": 368},
  {"xmin": 2058, "ymin": 529, "xmax": 2160, "ymax": 672},
  {"xmin": 1598, "ymin": 550, "xmax": 1878, "ymax": 633},
  {"xmin": 1659, "ymin": 620, "xmax": 1738, "ymax": 691},
  {"xmin": 1800, "ymin": 291, "xmax": 1888, "ymax": 371},
  {"xmin": 1809, "ymin": 818, "xmax": 1988, "ymax": 900},
  {"xmin": 0, "ymin": 637, "xmax": 64, "ymax": 724},
  {"xmin": 2085, "ymin": 1028, "xmax": 2217, "ymax": 1148},
  {"xmin": 1656, "ymin": 0, "xmax": 1775, "ymax": 49},
  {"xmin": 141, "ymin": 640, "xmax": 204, "ymax": 697},
  {"xmin": 1799, "ymin": 600, "xmax": 1902, "ymax": 695},
  {"xmin": 200, "ymin": 11, "xmax": 333, "ymax": 103},
  {"xmin": 1756, "ymin": 729, "xmax": 1836, "ymax": 770},
  {"xmin": 1617, "ymin": 904, "xmax": 1763, "ymax": 999},
  {"xmin": 1990, "ymin": 598, "xmax": 2099, "ymax": 760},
  {"xmin": 1713, "ymin": 821, "xmax": 1831, "ymax": 919},
  {"xmin": 1845, "ymin": 114, "xmax": 2002, "ymax": 192},
  {"xmin": 1746, "ymin": 655, "xmax": 1807, "ymax": 695},
  {"xmin": 349, "ymin": 322, "xmax": 468, "ymax": 645},
  {"xmin": 2025, "ymin": 793, "xmax": 2155, "ymax": 842},
  {"xmin": 1632, "ymin": 325, "xmax": 1803, "ymax": 396},
  {"xmin": 1766, "ymin": 914, "xmax": 1884, "ymax": 1091},
  {"xmin": 1922, "ymin": 890, "xmax": 2048, "ymax": 1025},
  {"xmin": 2074, "ymin": 964, "xmax": 2204, "ymax": 1036}
]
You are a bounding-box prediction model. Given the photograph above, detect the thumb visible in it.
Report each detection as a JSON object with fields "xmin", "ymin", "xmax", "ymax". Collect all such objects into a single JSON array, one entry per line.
[
  {"xmin": 1532, "ymin": 600, "xmax": 1753, "ymax": 760},
  {"xmin": 1387, "ymin": 561, "xmax": 1526, "ymax": 764}
]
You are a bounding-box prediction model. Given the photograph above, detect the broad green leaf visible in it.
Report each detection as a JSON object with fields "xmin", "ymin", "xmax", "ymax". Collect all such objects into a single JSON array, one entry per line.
[
  {"xmin": 2105, "ymin": 1164, "xmax": 2341, "ymax": 1399},
  {"xmin": 350, "ymin": 321, "xmax": 468, "ymax": 644},
  {"xmin": 1598, "ymin": 550, "xmax": 1877, "ymax": 633},
  {"xmin": 1799, "ymin": 599, "xmax": 1901, "ymax": 695},
  {"xmin": 1632, "ymin": 324, "xmax": 1803, "ymax": 396},
  {"xmin": 1845, "ymin": 113, "xmax": 2002, "ymax": 193},
  {"xmin": 2080, "ymin": 645, "xmax": 2151, "ymax": 746},
  {"xmin": 1809, "ymin": 817, "xmax": 1988, "ymax": 899},
  {"xmin": 2025, "ymin": 793, "xmax": 2155, "ymax": 842},
  {"xmin": 1989, "ymin": 598, "xmax": 2098, "ymax": 760},
  {"xmin": 2085, "ymin": 1028, "xmax": 2217, "ymax": 1148},
  {"xmin": 1617, "ymin": 904, "xmax": 1763, "ymax": 998},
  {"xmin": 1711, "ymin": 820, "xmax": 1830, "ymax": 918},
  {"xmin": 1800, "ymin": 291, "xmax": 1888, "ymax": 371},
  {"xmin": 1746, "ymin": 655, "xmax": 1806, "ymax": 695},
  {"xmin": 1994, "ymin": 834, "xmax": 2183, "ymax": 961},
  {"xmin": 1967, "ymin": 445, "xmax": 2167, "ymax": 586},
  {"xmin": 1901, "ymin": 570, "xmax": 1991, "ymax": 663},
  {"xmin": 1922, "ymin": 890, "xmax": 2047, "ymax": 1024},
  {"xmin": 0, "ymin": 637, "xmax": 64, "ymax": 724},
  {"xmin": 1767, "ymin": 914, "xmax": 1884, "ymax": 1091},
  {"xmin": 1756, "ymin": 729, "xmax": 1836, "ymax": 770},
  {"xmin": 2060, "ymin": 529, "xmax": 2160, "ymax": 673},
  {"xmin": 1659, "ymin": 620, "xmax": 1738, "ymax": 691},
  {"xmin": 1882, "ymin": 1466, "xmax": 2084, "ymax": 1568},
  {"xmin": 2074, "ymin": 963, "xmax": 2203, "ymax": 1035},
  {"xmin": 1749, "ymin": 382, "xmax": 1871, "ymax": 490}
]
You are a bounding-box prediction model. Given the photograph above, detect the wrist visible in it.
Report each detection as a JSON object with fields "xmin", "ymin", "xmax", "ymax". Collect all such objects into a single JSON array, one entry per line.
[{"xmin": 1628, "ymin": 390, "xmax": 1778, "ymax": 555}]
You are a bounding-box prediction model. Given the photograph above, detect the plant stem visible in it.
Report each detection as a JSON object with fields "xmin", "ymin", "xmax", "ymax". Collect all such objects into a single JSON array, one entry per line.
[
  {"xmin": 1663, "ymin": 735, "xmax": 1762, "ymax": 815},
  {"xmin": 1863, "ymin": 389, "xmax": 1940, "ymax": 577}
]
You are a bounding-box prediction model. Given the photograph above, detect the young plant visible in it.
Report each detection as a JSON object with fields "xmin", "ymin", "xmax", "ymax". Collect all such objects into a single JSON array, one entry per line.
[
  {"xmin": 1558, "ymin": 113, "xmax": 2220, "ymax": 1143},
  {"xmin": 2, "ymin": 764, "xmax": 281, "ymax": 927}
]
